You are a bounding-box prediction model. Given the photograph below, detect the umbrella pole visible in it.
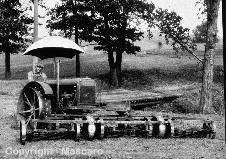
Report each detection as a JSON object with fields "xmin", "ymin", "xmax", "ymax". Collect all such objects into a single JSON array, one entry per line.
[
  {"xmin": 53, "ymin": 58, "xmax": 57, "ymax": 78},
  {"xmin": 57, "ymin": 59, "xmax": 60, "ymax": 103}
]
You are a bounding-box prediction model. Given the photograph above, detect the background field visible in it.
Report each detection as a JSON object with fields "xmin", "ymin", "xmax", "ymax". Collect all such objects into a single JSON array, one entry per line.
[{"xmin": 0, "ymin": 35, "xmax": 224, "ymax": 80}]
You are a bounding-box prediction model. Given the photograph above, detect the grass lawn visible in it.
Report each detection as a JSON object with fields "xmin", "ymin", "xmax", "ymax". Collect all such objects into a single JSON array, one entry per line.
[{"xmin": 0, "ymin": 46, "xmax": 224, "ymax": 159}]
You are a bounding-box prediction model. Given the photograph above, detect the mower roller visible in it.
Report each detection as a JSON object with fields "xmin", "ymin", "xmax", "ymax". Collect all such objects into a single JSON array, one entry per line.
[{"xmin": 17, "ymin": 78, "xmax": 216, "ymax": 145}]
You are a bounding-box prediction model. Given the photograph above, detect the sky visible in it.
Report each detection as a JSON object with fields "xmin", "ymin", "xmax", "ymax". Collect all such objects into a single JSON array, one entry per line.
[
  {"xmin": 150, "ymin": 0, "xmax": 222, "ymax": 36},
  {"xmin": 37, "ymin": 0, "xmax": 223, "ymax": 38}
]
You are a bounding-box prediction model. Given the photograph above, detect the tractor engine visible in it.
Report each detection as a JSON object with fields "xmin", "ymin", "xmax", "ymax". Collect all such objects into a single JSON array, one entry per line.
[{"xmin": 47, "ymin": 78, "xmax": 96, "ymax": 107}]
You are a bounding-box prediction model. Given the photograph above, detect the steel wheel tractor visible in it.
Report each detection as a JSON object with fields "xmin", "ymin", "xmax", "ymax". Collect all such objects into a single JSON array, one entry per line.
[{"xmin": 17, "ymin": 77, "xmax": 216, "ymax": 145}]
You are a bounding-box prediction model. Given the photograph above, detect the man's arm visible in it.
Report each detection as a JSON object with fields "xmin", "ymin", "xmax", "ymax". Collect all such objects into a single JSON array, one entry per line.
[
  {"xmin": 28, "ymin": 71, "xmax": 34, "ymax": 82},
  {"xmin": 42, "ymin": 73, "xmax": 47, "ymax": 82}
]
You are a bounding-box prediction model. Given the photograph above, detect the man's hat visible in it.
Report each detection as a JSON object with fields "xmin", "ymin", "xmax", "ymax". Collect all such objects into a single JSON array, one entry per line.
[{"xmin": 35, "ymin": 63, "xmax": 44, "ymax": 68}]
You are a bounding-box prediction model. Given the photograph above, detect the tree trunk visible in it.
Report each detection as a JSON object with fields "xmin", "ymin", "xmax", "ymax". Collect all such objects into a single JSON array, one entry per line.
[
  {"xmin": 5, "ymin": 51, "xmax": 11, "ymax": 79},
  {"xmin": 75, "ymin": 18, "xmax": 80, "ymax": 77},
  {"xmin": 33, "ymin": 0, "xmax": 39, "ymax": 72},
  {"xmin": 76, "ymin": 54, "xmax": 80, "ymax": 77},
  {"xmin": 116, "ymin": 52, "xmax": 123, "ymax": 86},
  {"xmin": 74, "ymin": 25, "xmax": 80, "ymax": 77},
  {"xmin": 73, "ymin": 0, "xmax": 80, "ymax": 77},
  {"xmin": 200, "ymin": 49, "xmax": 215, "ymax": 113},
  {"xmin": 108, "ymin": 51, "xmax": 118, "ymax": 87},
  {"xmin": 200, "ymin": 0, "xmax": 220, "ymax": 114},
  {"xmin": 110, "ymin": 66, "xmax": 118, "ymax": 87}
]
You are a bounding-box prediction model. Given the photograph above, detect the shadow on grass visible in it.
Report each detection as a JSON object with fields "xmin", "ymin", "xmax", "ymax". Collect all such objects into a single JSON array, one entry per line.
[
  {"xmin": 96, "ymin": 64, "xmax": 224, "ymax": 90},
  {"xmin": 96, "ymin": 65, "xmax": 224, "ymax": 115}
]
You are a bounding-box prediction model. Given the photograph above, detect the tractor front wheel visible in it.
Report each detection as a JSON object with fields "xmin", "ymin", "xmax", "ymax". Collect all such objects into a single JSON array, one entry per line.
[{"xmin": 20, "ymin": 120, "xmax": 26, "ymax": 145}]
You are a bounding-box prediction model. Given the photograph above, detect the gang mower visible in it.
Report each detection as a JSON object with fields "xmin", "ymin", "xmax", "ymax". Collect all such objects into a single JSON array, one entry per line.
[{"xmin": 17, "ymin": 78, "xmax": 216, "ymax": 145}]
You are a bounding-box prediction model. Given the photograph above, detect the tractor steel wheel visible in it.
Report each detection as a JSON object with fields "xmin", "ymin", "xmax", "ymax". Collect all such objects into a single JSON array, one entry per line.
[
  {"xmin": 74, "ymin": 124, "xmax": 81, "ymax": 140},
  {"xmin": 158, "ymin": 123, "xmax": 167, "ymax": 138},
  {"xmin": 203, "ymin": 121, "xmax": 216, "ymax": 139},
  {"xmin": 168, "ymin": 119, "xmax": 175, "ymax": 137},
  {"xmin": 146, "ymin": 123, "xmax": 153, "ymax": 137},
  {"xmin": 143, "ymin": 117, "xmax": 153, "ymax": 138},
  {"xmin": 209, "ymin": 122, "xmax": 217, "ymax": 139},
  {"xmin": 150, "ymin": 116, "xmax": 158, "ymax": 137},
  {"xmin": 20, "ymin": 120, "xmax": 26, "ymax": 145},
  {"xmin": 95, "ymin": 118, "xmax": 105, "ymax": 139},
  {"xmin": 156, "ymin": 116, "xmax": 168, "ymax": 138},
  {"xmin": 18, "ymin": 87, "xmax": 47, "ymax": 130},
  {"xmin": 83, "ymin": 115, "xmax": 96, "ymax": 140}
]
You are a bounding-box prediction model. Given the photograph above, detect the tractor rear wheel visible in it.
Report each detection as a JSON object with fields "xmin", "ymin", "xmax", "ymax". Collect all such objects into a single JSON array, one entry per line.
[{"xmin": 18, "ymin": 87, "xmax": 51, "ymax": 131}]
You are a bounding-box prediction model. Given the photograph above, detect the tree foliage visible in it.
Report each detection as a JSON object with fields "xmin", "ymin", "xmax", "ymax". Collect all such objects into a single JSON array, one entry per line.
[
  {"xmin": 47, "ymin": 0, "xmax": 90, "ymax": 39},
  {"xmin": 192, "ymin": 21, "xmax": 219, "ymax": 43},
  {"xmin": 154, "ymin": 9, "xmax": 197, "ymax": 53},
  {"xmin": 85, "ymin": 0, "xmax": 155, "ymax": 86},
  {"xmin": 195, "ymin": 0, "xmax": 207, "ymax": 18},
  {"xmin": 85, "ymin": 0, "xmax": 152, "ymax": 54},
  {"xmin": 0, "ymin": 0, "xmax": 33, "ymax": 79},
  {"xmin": 141, "ymin": 7, "xmax": 201, "ymax": 61},
  {"xmin": 193, "ymin": 21, "xmax": 208, "ymax": 43},
  {"xmin": 0, "ymin": 0, "xmax": 32, "ymax": 53}
]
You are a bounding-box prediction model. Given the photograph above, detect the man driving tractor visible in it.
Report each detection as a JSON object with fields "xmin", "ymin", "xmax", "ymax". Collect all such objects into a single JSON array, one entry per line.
[{"xmin": 28, "ymin": 63, "xmax": 47, "ymax": 82}]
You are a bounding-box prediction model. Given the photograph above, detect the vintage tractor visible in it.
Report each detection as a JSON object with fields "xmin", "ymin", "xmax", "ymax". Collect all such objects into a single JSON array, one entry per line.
[{"xmin": 17, "ymin": 77, "xmax": 216, "ymax": 145}]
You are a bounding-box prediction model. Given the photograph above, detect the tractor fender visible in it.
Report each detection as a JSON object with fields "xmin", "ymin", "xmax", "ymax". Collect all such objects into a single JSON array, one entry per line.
[
  {"xmin": 17, "ymin": 81, "xmax": 53, "ymax": 122},
  {"xmin": 22, "ymin": 81, "xmax": 53, "ymax": 95}
]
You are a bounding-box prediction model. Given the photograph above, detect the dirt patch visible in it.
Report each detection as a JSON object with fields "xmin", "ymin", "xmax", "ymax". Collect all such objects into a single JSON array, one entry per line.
[{"xmin": 0, "ymin": 95, "xmax": 18, "ymax": 119}]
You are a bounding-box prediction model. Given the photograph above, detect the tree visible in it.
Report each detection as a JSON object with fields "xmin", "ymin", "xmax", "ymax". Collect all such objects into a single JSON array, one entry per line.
[
  {"xmin": 192, "ymin": 21, "xmax": 219, "ymax": 43},
  {"xmin": 143, "ymin": 8, "xmax": 202, "ymax": 62},
  {"xmin": 200, "ymin": 0, "xmax": 220, "ymax": 113},
  {"xmin": 32, "ymin": 0, "xmax": 39, "ymax": 73},
  {"xmin": 158, "ymin": 41, "xmax": 163, "ymax": 50},
  {"xmin": 0, "ymin": 0, "xmax": 33, "ymax": 79},
  {"xmin": 47, "ymin": 0, "xmax": 92, "ymax": 77},
  {"xmin": 83, "ymin": 0, "xmax": 155, "ymax": 86},
  {"xmin": 88, "ymin": 1, "xmax": 204, "ymax": 86}
]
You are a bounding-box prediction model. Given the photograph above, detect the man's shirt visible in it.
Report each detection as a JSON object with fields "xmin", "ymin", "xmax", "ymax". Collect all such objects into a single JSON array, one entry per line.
[{"xmin": 28, "ymin": 71, "xmax": 47, "ymax": 82}]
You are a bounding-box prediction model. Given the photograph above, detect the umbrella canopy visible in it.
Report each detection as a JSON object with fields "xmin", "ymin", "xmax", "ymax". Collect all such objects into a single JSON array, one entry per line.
[{"xmin": 23, "ymin": 36, "xmax": 84, "ymax": 59}]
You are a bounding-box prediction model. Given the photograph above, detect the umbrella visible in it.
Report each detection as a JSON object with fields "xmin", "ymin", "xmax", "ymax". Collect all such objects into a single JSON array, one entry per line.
[
  {"xmin": 23, "ymin": 36, "xmax": 85, "ymax": 102},
  {"xmin": 23, "ymin": 36, "xmax": 84, "ymax": 59}
]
